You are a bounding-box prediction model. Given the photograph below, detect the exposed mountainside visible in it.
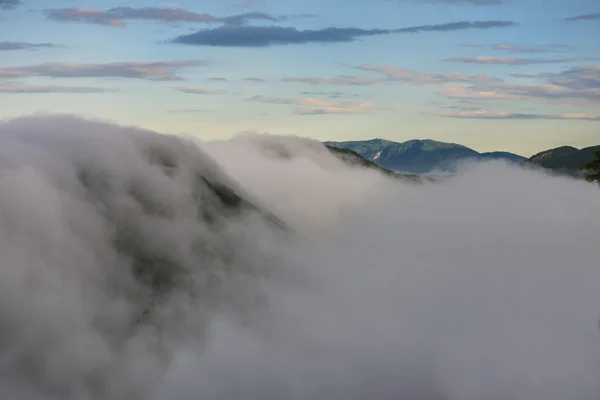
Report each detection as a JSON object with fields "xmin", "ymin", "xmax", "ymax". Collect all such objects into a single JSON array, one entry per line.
[
  {"xmin": 324, "ymin": 138, "xmax": 525, "ymax": 174},
  {"xmin": 528, "ymin": 145, "xmax": 600, "ymax": 175},
  {"xmin": 325, "ymin": 145, "xmax": 419, "ymax": 181}
]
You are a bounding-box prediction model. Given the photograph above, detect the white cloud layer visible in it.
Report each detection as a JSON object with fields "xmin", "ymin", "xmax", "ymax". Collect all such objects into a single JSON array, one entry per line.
[{"xmin": 1, "ymin": 115, "xmax": 600, "ymax": 400}]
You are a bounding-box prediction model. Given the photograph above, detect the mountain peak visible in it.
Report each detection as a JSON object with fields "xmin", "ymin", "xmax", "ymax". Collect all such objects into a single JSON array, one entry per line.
[{"xmin": 323, "ymin": 138, "xmax": 525, "ymax": 174}]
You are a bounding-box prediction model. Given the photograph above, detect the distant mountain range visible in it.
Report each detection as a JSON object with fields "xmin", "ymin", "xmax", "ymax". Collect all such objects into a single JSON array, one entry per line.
[
  {"xmin": 323, "ymin": 139, "xmax": 526, "ymax": 174},
  {"xmin": 324, "ymin": 138, "xmax": 599, "ymax": 176}
]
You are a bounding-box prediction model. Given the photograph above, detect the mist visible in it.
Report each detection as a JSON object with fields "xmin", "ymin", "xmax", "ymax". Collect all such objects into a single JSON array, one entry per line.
[{"xmin": 1, "ymin": 115, "xmax": 599, "ymax": 400}]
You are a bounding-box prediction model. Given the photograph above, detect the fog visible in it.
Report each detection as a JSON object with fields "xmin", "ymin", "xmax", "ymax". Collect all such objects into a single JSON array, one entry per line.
[{"xmin": 1, "ymin": 115, "xmax": 599, "ymax": 400}]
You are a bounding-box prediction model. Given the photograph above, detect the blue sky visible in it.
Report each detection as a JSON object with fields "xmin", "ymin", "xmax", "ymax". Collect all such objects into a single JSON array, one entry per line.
[{"xmin": 1, "ymin": 0, "xmax": 599, "ymax": 156}]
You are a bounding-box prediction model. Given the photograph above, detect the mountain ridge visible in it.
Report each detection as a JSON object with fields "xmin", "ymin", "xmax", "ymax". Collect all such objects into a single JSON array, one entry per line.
[{"xmin": 323, "ymin": 138, "xmax": 525, "ymax": 174}]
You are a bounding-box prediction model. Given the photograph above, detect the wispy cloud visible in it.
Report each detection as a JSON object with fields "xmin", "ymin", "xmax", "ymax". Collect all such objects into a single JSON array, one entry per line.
[
  {"xmin": 425, "ymin": 110, "xmax": 600, "ymax": 120},
  {"xmin": 547, "ymin": 64, "xmax": 600, "ymax": 90},
  {"xmin": 235, "ymin": 0, "xmax": 265, "ymax": 8},
  {"xmin": 244, "ymin": 77, "xmax": 266, "ymax": 82},
  {"xmin": 439, "ymin": 65, "xmax": 600, "ymax": 105},
  {"xmin": 492, "ymin": 44, "xmax": 576, "ymax": 53},
  {"xmin": 208, "ymin": 77, "xmax": 228, "ymax": 81},
  {"xmin": 409, "ymin": 0, "xmax": 504, "ymax": 4},
  {"xmin": 358, "ymin": 65, "xmax": 499, "ymax": 85},
  {"xmin": 0, "ymin": 0, "xmax": 19, "ymax": 10},
  {"xmin": 460, "ymin": 44, "xmax": 577, "ymax": 54},
  {"xmin": 172, "ymin": 21, "xmax": 516, "ymax": 47},
  {"xmin": 283, "ymin": 76, "xmax": 384, "ymax": 85},
  {"xmin": 45, "ymin": 8, "xmax": 125, "ymax": 27},
  {"xmin": 565, "ymin": 13, "xmax": 600, "ymax": 21},
  {"xmin": 247, "ymin": 95, "xmax": 379, "ymax": 115},
  {"xmin": 300, "ymin": 91, "xmax": 357, "ymax": 99},
  {"xmin": 44, "ymin": 7, "xmax": 278, "ymax": 27},
  {"xmin": 431, "ymin": 99, "xmax": 489, "ymax": 111},
  {"xmin": 0, "ymin": 61, "xmax": 206, "ymax": 81},
  {"xmin": 283, "ymin": 66, "xmax": 499, "ymax": 87},
  {"xmin": 0, "ymin": 82, "xmax": 111, "ymax": 94},
  {"xmin": 509, "ymin": 73, "xmax": 554, "ymax": 79},
  {"xmin": 285, "ymin": 63, "xmax": 600, "ymax": 106},
  {"xmin": 0, "ymin": 42, "xmax": 61, "ymax": 51},
  {"xmin": 444, "ymin": 56, "xmax": 577, "ymax": 65},
  {"xmin": 169, "ymin": 109, "xmax": 211, "ymax": 113},
  {"xmin": 175, "ymin": 86, "xmax": 226, "ymax": 94}
]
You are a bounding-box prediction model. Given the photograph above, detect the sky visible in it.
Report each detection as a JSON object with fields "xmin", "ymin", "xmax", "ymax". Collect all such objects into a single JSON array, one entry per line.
[{"xmin": 0, "ymin": 0, "xmax": 599, "ymax": 156}]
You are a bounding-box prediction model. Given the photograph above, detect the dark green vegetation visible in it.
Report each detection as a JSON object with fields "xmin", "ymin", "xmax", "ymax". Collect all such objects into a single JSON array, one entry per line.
[
  {"xmin": 79, "ymin": 145, "xmax": 285, "ymax": 326},
  {"xmin": 581, "ymin": 150, "xmax": 600, "ymax": 183},
  {"xmin": 528, "ymin": 145, "xmax": 600, "ymax": 177},
  {"xmin": 324, "ymin": 138, "xmax": 526, "ymax": 174}
]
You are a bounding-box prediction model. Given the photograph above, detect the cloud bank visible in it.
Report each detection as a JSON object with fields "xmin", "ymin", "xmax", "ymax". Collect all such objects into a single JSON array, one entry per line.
[
  {"xmin": 1, "ymin": 115, "xmax": 600, "ymax": 400},
  {"xmin": 172, "ymin": 21, "xmax": 516, "ymax": 47}
]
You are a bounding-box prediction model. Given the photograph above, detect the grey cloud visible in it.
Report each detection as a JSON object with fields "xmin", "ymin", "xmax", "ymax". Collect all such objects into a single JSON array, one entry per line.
[
  {"xmin": 208, "ymin": 77, "xmax": 228, "ymax": 81},
  {"xmin": 509, "ymin": 72, "xmax": 554, "ymax": 79},
  {"xmin": 0, "ymin": 42, "xmax": 61, "ymax": 51},
  {"xmin": 461, "ymin": 43, "xmax": 576, "ymax": 53},
  {"xmin": 444, "ymin": 56, "xmax": 577, "ymax": 65},
  {"xmin": 235, "ymin": 0, "xmax": 265, "ymax": 7},
  {"xmin": 44, "ymin": 7, "xmax": 278, "ymax": 27},
  {"xmin": 0, "ymin": 0, "xmax": 19, "ymax": 10},
  {"xmin": 44, "ymin": 8, "xmax": 124, "ymax": 26},
  {"xmin": 548, "ymin": 64, "xmax": 600, "ymax": 90},
  {"xmin": 432, "ymin": 99, "xmax": 489, "ymax": 111},
  {"xmin": 358, "ymin": 65, "xmax": 500, "ymax": 85},
  {"xmin": 426, "ymin": 110, "xmax": 600, "ymax": 120},
  {"xmin": 169, "ymin": 109, "xmax": 211, "ymax": 113},
  {"xmin": 565, "ymin": 13, "xmax": 600, "ymax": 21},
  {"xmin": 278, "ymin": 13, "xmax": 319, "ymax": 21},
  {"xmin": 218, "ymin": 11, "xmax": 277, "ymax": 25},
  {"xmin": 395, "ymin": 20, "xmax": 515, "ymax": 33},
  {"xmin": 283, "ymin": 66, "xmax": 499, "ymax": 88},
  {"xmin": 247, "ymin": 95, "xmax": 378, "ymax": 114},
  {"xmin": 283, "ymin": 76, "xmax": 384, "ymax": 85},
  {"xmin": 0, "ymin": 61, "xmax": 206, "ymax": 81},
  {"xmin": 244, "ymin": 77, "xmax": 266, "ymax": 82},
  {"xmin": 411, "ymin": 0, "xmax": 504, "ymax": 4},
  {"xmin": 175, "ymin": 86, "xmax": 226, "ymax": 94},
  {"xmin": 173, "ymin": 26, "xmax": 393, "ymax": 47},
  {"xmin": 300, "ymin": 91, "xmax": 357, "ymax": 99},
  {"xmin": 440, "ymin": 64, "xmax": 600, "ymax": 105},
  {"xmin": 492, "ymin": 44, "xmax": 576, "ymax": 53},
  {"xmin": 172, "ymin": 21, "xmax": 515, "ymax": 47},
  {"xmin": 0, "ymin": 83, "xmax": 111, "ymax": 93}
]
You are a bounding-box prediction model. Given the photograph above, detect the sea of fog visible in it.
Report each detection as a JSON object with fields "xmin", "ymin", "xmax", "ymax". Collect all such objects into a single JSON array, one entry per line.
[{"xmin": 1, "ymin": 115, "xmax": 599, "ymax": 400}]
